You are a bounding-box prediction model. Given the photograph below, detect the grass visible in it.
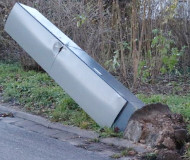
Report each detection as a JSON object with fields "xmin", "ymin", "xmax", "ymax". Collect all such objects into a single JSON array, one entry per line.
[
  {"xmin": 141, "ymin": 152, "xmax": 157, "ymax": 160},
  {"xmin": 0, "ymin": 62, "xmax": 64, "ymax": 114},
  {"xmin": 0, "ymin": 62, "xmax": 122, "ymax": 136},
  {"xmin": 0, "ymin": 61, "xmax": 189, "ymax": 137},
  {"xmin": 111, "ymin": 148, "xmax": 136, "ymax": 159}
]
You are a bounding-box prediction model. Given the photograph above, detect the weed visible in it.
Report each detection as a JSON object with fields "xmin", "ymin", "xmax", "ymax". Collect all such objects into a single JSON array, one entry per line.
[
  {"xmin": 138, "ymin": 29, "xmax": 185, "ymax": 82},
  {"xmin": 111, "ymin": 153, "xmax": 122, "ymax": 159},
  {"xmin": 98, "ymin": 127, "xmax": 123, "ymax": 138},
  {"xmin": 142, "ymin": 152, "xmax": 157, "ymax": 160},
  {"xmin": 89, "ymin": 138, "xmax": 100, "ymax": 143},
  {"xmin": 111, "ymin": 153, "xmax": 121, "ymax": 159},
  {"xmin": 111, "ymin": 148, "xmax": 136, "ymax": 159}
]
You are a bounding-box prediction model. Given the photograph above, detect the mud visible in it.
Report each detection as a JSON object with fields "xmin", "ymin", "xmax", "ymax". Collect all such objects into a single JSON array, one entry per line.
[
  {"xmin": 0, "ymin": 112, "xmax": 14, "ymax": 117},
  {"xmin": 124, "ymin": 103, "xmax": 187, "ymax": 151}
]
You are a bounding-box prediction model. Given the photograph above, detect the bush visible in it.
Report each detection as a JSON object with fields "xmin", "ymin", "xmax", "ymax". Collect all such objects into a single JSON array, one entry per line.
[{"xmin": 0, "ymin": 0, "xmax": 189, "ymax": 86}]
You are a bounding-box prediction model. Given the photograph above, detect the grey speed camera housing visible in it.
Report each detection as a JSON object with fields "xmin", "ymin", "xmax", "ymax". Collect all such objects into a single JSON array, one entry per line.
[{"xmin": 5, "ymin": 3, "xmax": 144, "ymax": 131}]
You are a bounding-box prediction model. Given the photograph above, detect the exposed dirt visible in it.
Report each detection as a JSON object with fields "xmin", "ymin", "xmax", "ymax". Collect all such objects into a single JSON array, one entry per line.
[
  {"xmin": 124, "ymin": 103, "xmax": 188, "ymax": 159},
  {"xmin": 156, "ymin": 149, "xmax": 183, "ymax": 160},
  {"xmin": 0, "ymin": 112, "xmax": 14, "ymax": 117}
]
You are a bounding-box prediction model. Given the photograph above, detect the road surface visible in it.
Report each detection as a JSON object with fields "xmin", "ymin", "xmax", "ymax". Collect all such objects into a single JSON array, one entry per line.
[{"xmin": 0, "ymin": 120, "xmax": 113, "ymax": 160}]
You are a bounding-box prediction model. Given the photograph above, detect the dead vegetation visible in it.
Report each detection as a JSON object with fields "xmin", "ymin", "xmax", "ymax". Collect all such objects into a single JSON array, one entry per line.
[{"xmin": 0, "ymin": 0, "xmax": 189, "ymax": 87}]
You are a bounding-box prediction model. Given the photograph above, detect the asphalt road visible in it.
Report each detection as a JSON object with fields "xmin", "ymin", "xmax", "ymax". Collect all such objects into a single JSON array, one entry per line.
[{"xmin": 0, "ymin": 121, "xmax": 113, "ymax": 160}]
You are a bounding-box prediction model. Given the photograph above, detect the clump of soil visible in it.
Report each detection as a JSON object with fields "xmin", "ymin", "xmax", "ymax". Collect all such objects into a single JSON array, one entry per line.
[
  {"xmin": 140, "ymin": 149, "xmax": 183, "ymax": 160},
  {"xmin": 156, "ymin": 149, "xmax": 183, "ymax": 160},
  {"xmin": 0, "ymin": 112, "xmax": 14, "ymax": 117},
  {"xmin": 124, "ymin": 103, "xmax": 187, "ymax": 152}
]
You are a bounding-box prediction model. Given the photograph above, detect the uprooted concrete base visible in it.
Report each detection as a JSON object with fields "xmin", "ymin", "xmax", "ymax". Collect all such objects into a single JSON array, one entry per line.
[{"xmin": 124, "ymin": 103, "xmax": 188, "ymax": 159}]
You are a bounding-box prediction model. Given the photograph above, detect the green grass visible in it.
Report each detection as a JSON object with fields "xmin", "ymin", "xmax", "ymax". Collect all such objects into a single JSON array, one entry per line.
[
  {"xmin": 141, "ymin": 152, "xmax": 157, "ymax": 160},
  {"xmin": 0, "ymin": 62, "xmax": 95, "ymax": 127},
  {"xmin": 111, "ymin": 148, "xmax": 136, "ymax": 159},
  {"xmin": 0, "ymin": 61, "xmax": 189, "ymax": 137},
  {"xmin": 0, "ymin": 62, "xmax": 65, "ymax": 114},
  {"xmin": 0, "ymin": 62, "xmax": 121, "ymax": 136}
]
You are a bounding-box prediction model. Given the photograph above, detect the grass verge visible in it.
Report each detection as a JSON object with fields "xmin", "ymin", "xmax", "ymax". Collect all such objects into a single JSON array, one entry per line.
[
  {"xmin": 0, "ymin": 61, "xmax": 189, "ymax": 137},
  {"xmin": 0, "ymin": 62, "xmax": 121, "ymax": 137}
]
